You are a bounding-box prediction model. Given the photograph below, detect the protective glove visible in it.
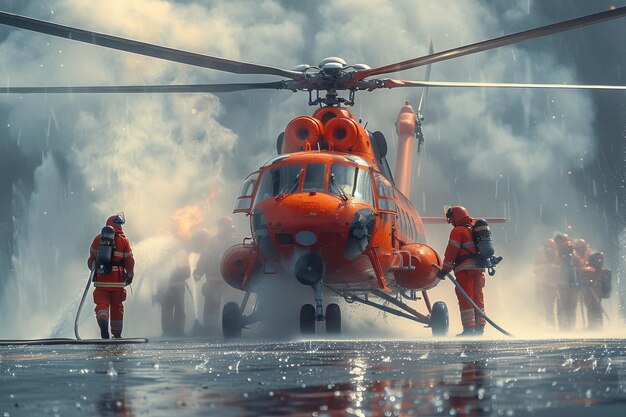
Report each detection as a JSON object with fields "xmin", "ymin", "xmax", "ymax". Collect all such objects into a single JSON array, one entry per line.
[
  {"xmin": 124, "ymin": 272, "xmax": 134, "ymax": 286},
  {"xmin": 436, "ymin": 269, "xmax": 448, "ymax": 280}
]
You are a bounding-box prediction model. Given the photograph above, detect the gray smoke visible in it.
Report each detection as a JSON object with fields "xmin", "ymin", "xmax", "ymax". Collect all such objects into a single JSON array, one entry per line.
[{"xmin": 0, "ymin": 0, "xmax": 623, "ymax": 338}]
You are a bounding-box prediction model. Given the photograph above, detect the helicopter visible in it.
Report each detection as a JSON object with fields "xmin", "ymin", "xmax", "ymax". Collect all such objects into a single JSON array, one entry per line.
[{"xmin": 1, "ymin": 6, "xmax": 626, "ymax": 338}]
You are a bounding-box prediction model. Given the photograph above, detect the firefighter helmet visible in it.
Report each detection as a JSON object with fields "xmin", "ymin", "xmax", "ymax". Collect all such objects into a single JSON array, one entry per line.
[
  {"xmin": 588, "ymin": 251, "xmax": 604, "ymax": 270},
  {"xmin": 106, "ymin": 213, "xmax": 125, "ymax": 231},
  {"xmin": 573, "ymin": 238, "xmax": 590, "ymax": 260},
  {"xmin": 554, "ymin": 233, "xmax": 573, "ymax": 257},
  {"xmin": 445, "ymin": 206, "xmax": 470, "ymax": 226}
]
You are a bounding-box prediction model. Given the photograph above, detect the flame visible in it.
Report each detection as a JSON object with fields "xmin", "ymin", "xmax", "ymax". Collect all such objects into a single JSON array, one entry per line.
[
  {"xmin": 203, "ymin": 184, "xmax": 221, "ymax": 214},
  {"xmin": 171, "ymin": 205, "xmax": 204, "ymax": 238}
]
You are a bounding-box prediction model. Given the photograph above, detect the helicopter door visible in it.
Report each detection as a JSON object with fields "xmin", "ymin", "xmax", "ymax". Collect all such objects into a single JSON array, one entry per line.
[
  {"xmin": 374, "ymin": 172, "xmax": 397, "ymax": 214},
  {"xmin": 233, "ymin": 171, "xmax": 260, "ymax": 214}
]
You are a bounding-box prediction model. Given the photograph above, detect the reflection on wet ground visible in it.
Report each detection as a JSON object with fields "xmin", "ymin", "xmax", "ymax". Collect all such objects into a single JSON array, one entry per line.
[{"xmin": 1, "ymin": 338, "xmax": 626, "ymax": 416}]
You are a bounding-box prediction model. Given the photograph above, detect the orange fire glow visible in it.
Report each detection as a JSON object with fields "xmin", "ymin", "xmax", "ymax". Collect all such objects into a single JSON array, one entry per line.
[{"xmin": 171, "ymin": 205, "xmax": 204, "ymax": 238}]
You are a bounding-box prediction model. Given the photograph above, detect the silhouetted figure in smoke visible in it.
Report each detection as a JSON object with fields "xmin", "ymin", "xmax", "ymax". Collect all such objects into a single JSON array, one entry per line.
[
  {"xmin": 193, "ymin": 216, "xmax": 238, "ymax": 334},
  {"xmin": 553, "ymin": 233, "xmax": 585, "ymax": 331},
  {"xmin": 533, "ymin": 238, "xmax": 558, "ymax": 328},
  {"xmin": 582, "ymin": 251, "xmax": 611, "ymax": 330},
  {"xmin": 88, "ymin": 214, "xmax": 135, "ymax": 339},
  {"xmin": 158, "ymin": 248, "xmax": 191, "ymax": 337}
]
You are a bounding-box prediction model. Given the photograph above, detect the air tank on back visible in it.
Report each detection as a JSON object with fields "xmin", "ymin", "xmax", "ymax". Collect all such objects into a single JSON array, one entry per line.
[{"xmin": 473, "ymin": 219, "xmax": 495, "ymax": 258}]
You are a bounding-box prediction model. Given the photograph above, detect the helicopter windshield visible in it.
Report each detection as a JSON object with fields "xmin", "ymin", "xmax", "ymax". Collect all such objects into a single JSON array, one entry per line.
[
  {"xmin": 254, "ymin": 162, "xmax": 374, "ymax": 205},
  {"xmin": 255, "ymin": 164, "xmax": 303, "ymax": 204},
  {"xmin": 330, "ymin": 164, "xmax": 374, "ymax": 205},
  {"xmin": 302, "ymin": 163, "xmax": 326, "ymax": 192}
]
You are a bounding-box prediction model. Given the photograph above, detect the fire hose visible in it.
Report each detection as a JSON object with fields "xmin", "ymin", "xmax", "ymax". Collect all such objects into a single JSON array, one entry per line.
[
  {"xmin": 433, "ymin": 264, "xmax": 513, "ymax": 337},
  {"xmin": 74, "ymin": 264, "xmax": 96, "ymax": 340}
]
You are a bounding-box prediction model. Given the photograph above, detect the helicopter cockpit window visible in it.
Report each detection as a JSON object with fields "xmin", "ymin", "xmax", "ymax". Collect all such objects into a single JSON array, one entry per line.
[
  {"xmin": 254, "ymin": 164, "xmax": 303, "ymax": 204},
  {"xmin": 303, "ymin": 163, "xmax": 326, "ymax": 192},
  {"xmin": 374, "ymin": 172, "xmax": 397, "ymax": 212},
  {"xmin": 330, "ymin": 164, "xmax": 374, "ymax": 206},
  {"xmin": 234, "ymin": 172, "xmax": 259, "ymax": 212}
]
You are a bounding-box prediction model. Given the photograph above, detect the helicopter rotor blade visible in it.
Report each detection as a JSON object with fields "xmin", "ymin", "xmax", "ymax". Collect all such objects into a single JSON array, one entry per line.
[
  {"xmin": 414, "ymin": 41, "xmax": 433, "ymax": 154},
  {"xmin": 416, "ymin": 39, "xmax": 434, "ymax": 116},
  {"xmin": 379, "ymin": 79, "xmax": 626, "ymax": 91},
  {"xmin": 0, "ymin": 11, "xmax": 303, "ymax": 80},
  {"xmin": 355, "ymin": 6, "xmax": 626, "ymax": 80},
  {"xmin": 0, "ymin": 82, "xmax": 290, "ymax": 94}
]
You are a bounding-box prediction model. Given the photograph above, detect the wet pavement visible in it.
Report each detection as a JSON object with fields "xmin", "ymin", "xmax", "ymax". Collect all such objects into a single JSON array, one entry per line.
[{"xmin": 1, "ymin": 337, "xmax": 626, "ymax": 416}]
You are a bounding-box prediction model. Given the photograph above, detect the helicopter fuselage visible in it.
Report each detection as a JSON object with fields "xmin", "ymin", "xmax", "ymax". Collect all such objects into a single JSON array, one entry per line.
[{"xmin": 221, "ymin": 106, "xmax": 441, "ymax": 295}]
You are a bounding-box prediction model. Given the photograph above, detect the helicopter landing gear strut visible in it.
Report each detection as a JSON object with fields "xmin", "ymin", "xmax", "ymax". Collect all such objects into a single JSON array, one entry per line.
[{"xmin": 299, "ymin": 281, "xmax": 342, "ymax": 336}]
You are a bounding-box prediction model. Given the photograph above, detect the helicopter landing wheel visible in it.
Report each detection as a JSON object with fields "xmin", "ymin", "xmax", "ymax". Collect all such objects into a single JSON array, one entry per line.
[
  {"xmin": 222, "ymin": 302, "xmax": 243, "ymax": 339},
  {"xmin": 325, "ymin": 303, "xmax": 341, "ymax": 336},
  {"xmin": 300, "ymin": 304, "xmax": 316, "ymax": 336},
  {"xmin": 430, "ymin": 301, "xmax": 449, "ymax": 337}
]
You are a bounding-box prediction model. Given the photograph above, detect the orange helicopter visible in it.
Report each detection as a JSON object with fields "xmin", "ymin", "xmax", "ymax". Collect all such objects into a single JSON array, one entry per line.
[{"xmin": 1, "ymin": 7, "xmax": 626, "ymax": 338}]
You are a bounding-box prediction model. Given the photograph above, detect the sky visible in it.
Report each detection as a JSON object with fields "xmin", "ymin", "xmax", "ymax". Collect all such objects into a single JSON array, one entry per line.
[{"xmin": 0, "ymin": 0, "xmax": 624, "ymax": 338}]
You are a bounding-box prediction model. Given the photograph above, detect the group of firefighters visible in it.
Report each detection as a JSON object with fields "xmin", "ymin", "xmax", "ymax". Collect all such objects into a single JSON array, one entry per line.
[
  {"xmin": 87, "ymin": 206, "xmax": 612, "ymax": 339},
  {"xmin": 534, "ymin": 233, "xmax": 611, "ymax": 331}
]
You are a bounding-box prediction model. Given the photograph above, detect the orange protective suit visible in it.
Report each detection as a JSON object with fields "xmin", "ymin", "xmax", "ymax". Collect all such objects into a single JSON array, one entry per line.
[
  {"xmin": 441, "ymin": 206, "xmax": 486, "ymax": 335},
  {"xmin": 88, "ymin": 215, "xmax": 135, "ymax": 338}
]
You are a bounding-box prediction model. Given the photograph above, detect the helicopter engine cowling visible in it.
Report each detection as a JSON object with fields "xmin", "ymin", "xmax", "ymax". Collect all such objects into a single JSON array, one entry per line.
[
  {"xmin": 220, "ymin": 244, "xmax": 258, "ymax": 290},
  {"xmin": 324, "ymin": 117, "xmax": 359, "ymax": 151},
  {"xmin": 313, "ymin": 106, "xmax": 356, "ymax": 125},
  {"xmin": 394, "ymin": 243, "xmax": 442, "ymax": 290},
  {"xmin": 282, "ymin": 116, "xmax": 323, "ymax": 153}
]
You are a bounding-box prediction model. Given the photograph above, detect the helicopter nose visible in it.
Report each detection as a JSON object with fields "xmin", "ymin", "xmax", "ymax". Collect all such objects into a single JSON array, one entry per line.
[{"xmin": 295, "ymin": 252, "xmax": 324, "ymax": 285}]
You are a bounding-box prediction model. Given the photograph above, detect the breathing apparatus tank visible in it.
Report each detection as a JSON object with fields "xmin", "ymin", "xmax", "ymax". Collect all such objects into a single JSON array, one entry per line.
[
  {"xmin": 96, "ymin": 226, "xmax": 116, "ymax": 274},
  {"xmin": 473, "ymin": 219, "xmax": 502, "ymax": 276}
]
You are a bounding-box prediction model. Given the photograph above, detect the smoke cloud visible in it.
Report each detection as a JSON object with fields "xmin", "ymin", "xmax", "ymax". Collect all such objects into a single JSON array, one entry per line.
[{"xmin": 0, "ymin": 0, "xmax": 623, "ymax": 338}]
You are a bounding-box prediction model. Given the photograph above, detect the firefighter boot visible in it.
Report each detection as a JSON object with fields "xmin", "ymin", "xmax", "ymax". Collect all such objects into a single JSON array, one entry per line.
[
  {"xmin": 474, "ymin": 325, "xmax": 485, "ymax": 336},
  {"xmin": 456, "ymin": 326, "xmax": 475, "ymax": 337},
  {"xmin": 97, "ymin": 319, "xmax": 110, "ymax": 339}
]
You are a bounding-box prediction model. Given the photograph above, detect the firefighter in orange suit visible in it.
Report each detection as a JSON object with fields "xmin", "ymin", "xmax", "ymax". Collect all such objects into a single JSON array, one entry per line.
[
  {"xmin": 88, "ymin": 214, "xmax": 135, "ymax": 339},
  {"xmin": 437, "ymin": 206, "xmax": 486, "ymax": 336}
]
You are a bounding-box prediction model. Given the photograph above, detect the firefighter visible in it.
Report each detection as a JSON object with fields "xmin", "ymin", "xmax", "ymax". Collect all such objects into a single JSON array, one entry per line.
[
  {"xmin": 193, "ymin": 216, "xmax": 239, "ymax": 333},
  {"xmin": 573, "ymin": 238, "xmax": 590, "ymax": 261},
  {"xmin": 552, "ymin": 233, "xmax": 584, "ymax": 331},
  {"xmin": 88, "ymin": 214, "xmax": 135, "ymax": 339},
  {"xmin": 582, "ymin": 251, "xmax": 609, "ymax": 330},
  {"xmin": 437, "ymin": 206, "xmax": 486, "ymax": 336},
  {"xmin": 534, "ymin": 238, "xmax": 557, "ymax": 327},
  {"xmin": 158, "ymin": 248, "xmax": 191, "ymax": 337}
]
